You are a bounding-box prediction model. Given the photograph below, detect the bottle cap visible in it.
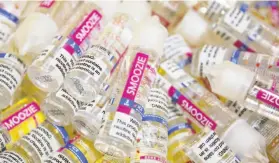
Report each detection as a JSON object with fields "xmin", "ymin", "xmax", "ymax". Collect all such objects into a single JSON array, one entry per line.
[
  {"xmin": 94, "ymin": 0, "xmax": 120, "ymax": 21},
  {"xmin": 132, "ymin": 16, "xmax": 168, "ymax": 56},
  {"xmin": 116, "ymin": 1, "xmax": 151, "ymax": 23},
  {"xmin": 205, "ymin": 61, "xmax": 255, "ymax": 102},
  {"xmin": 174, "ymin": 9, "xmax": 209, "ymax": 47}
]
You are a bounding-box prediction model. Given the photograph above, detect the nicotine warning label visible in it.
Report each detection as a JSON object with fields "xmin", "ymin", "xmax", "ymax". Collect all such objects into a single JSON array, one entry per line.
[{"xmin": 109, "ymin": 112, "xmax": 140, "ymax": 145}]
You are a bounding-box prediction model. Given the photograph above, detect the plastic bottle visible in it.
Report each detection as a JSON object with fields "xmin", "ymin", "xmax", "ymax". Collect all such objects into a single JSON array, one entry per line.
[
  {"xmin": 205, "ymin": 61, "xmax": 279, "ymax": 123},
  {"xmin": 63, "ymin": 1, "xmax": 151, "ymax": 103},
  {"xmin": 157, "ymin": 59, "xmax": 268, "ymax": 162},
  {"xmin": 0, "ymin": 1, "xmax": 27, "ymax": 48},
  {"xmin": 27, "ymin": 1, "xmax": 120, "ymax": 93},
  {"xmin": 149, "ymin": 1, "xmax": 187, "ymax": 31},
  {"xmin": 226, "ymin": 100, "xmax": 279, "ymax": 162},
  {"xmin": 167, "ymin": 103, "xmax": 194, "ymax": 163},
  {"xmin": 191, "ymin": 44, "xmax": 279, "ymax": 80},
  {"xmin": 9, "ymin": 1, "xmax": 81, "ymax": 58},
  {"xmin": 163, "ymin": 34, "xmax": 193, "ymax": 69},
  {"xmin": 0, "ymin": 121, "xmax": 74, "ymax": 163},
  {"xmin": 43, "ymin": 135, "xmax": 102, "ymax": 163},
  {"xmin": 131, "ymin": 86, "xmax": 169, "ymax": 163},
  {"xmin": 94, "ymin": 16, "xmax": 168, "ymax": 158}
]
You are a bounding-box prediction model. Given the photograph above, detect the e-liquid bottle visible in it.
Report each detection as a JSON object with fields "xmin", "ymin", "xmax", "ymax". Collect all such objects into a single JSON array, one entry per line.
[
  {"xmin": 94, "ymin": 16, "xmax": 168, "ymax": 158},
  {"xmin": 43, "ymin": 135, "xmax": 102, "ymax": 163},
  {"xmin": 205, "ymin": 61, "xmax": 279, "ymax": 123},
  {"xmin": 131, "ymin": 85, "xmax": 169, "ymax": 163},
  {"xmin": 157, "ymin": 59, "xmax": 269, "ymax": 162},
  {"xmin": 191, "ymin": 44, "xmax": 279, "ymax": 81},
  {"xmin": 63, "ymin": 1, "xmax": 151, "ymax": 103},
  {"xmin": 27, "ymin": 1, "xmax": 115, "ymax": 93}
]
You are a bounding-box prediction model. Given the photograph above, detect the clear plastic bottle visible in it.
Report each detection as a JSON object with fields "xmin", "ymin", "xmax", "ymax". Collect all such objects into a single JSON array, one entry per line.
[
  {"xmin": 157, "ymin": 59, "xmax": 269, "ymax": 162},
  {"xmin": 9, "ymin": 1, "xmax": 81, "ymax": 59},
  {"xmin": 27, "ymin": 1, "xmax": 120, "ymax": 93},
  {"xmin": 63, "ymin": 1, "xmax": 151, "ymax": 103},
  {"xmin": 226, "ymin": 100, "xmax": 279, "ymax": 162},
  {"xmin": 43, "ymin": 135, "xmax": 102, "ymax": 163},
  {"xmin": 191, "ymin": 44, "xmax": 279, "ymax": 80},
  {"xmin": 163, "ymin": 34, "xmax": 193, "ymax": 69},
  {"xmin": 0, "ymin": 121, "xmax": 74, "ymax": 163},
  {"xmin": 206, "ymin": 61, "xmax": 279, "ymax": 123},
  {"xmin": 167, "ymin": 103, "xmax": 194, "ymax": 163},
  {"xmin": 94, "ymin": 16, "xmax": 168, "ymax": 158},
  {"xmin": 131, "ymin": 86, "xmax": 169, "ymax": 163}
]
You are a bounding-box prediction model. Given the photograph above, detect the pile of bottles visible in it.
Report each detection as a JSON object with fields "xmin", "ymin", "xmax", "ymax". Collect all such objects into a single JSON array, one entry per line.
[{"xmin": 0, "ymin": 0, "xmax": 279, "ymax": 162}]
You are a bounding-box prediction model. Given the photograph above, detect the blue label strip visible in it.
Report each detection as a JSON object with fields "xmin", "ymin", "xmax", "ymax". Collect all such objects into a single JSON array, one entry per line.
[
  {"xmin": 0, "ymin": 53, "xmax": 6, "ymax": 58},
  {"xmin": 239, "ymin": 3, "xmax": 249, "ymax": 12},
  {"xmin": 170, "ymin": 90, "xmax": 181, "ymax": 104},
  {"xmin": 66, "ymin": 144, "xmax": 88, "ymax": 163},
  {"xmin": 119, "ymin": 97, "xmax": 145, "ymax": 117},
  {"xmin": 142, "ymin": 114, "xmax": 168, "ymax": 127},
  {"xmin": 168, "ymin": 123, "xmax": 192, "ymax": 135},
  {"xmin": 0, "ymin": 8, "xmax": 18, "ymax": 24},
  {"xmin": 230, "ymin": 50, "xmax": 241, "ymax": 64},
  {"xmin": 53, "ymin": 125, "xmax": 69, "ymax": 145},
  {"xmin": 65, "ymin": 38, "xmax": 82, "ymax": 56}
]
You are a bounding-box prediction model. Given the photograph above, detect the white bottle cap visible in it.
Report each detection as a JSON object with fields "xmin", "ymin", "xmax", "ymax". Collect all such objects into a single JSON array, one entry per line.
[
  {"xmin": 116, "ymin": 1, "xmax": 151, "ymax": 23},
  {"xmin": 174, "ymin": 9, "xmax": 209, "ymax": 47},
  {"xmin": 132, "ymin": 16, "xmax": 168, "ymax": 56},
  {"xmin": 222, "ymin": 119, "xmax": 268, "ymax": 162},
  {"xmin": 94, "ymin": 0, "xmax": 120, "ymax": 21},
  {"xmin": 205, "ymin": 61, "xmax": 255, "ymax": 102}
]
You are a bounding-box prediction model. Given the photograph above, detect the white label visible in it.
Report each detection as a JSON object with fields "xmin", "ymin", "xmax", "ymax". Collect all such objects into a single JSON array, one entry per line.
[
  {"xmin": 205, "ymin": 1, "xmax": 224, "ymax": 21},
  {"xmin": 0, "ymin": 63, "xmax": 22, "ymax": 94},
  {"xmin": 212, "ymin": 25, "xmax": 237, "ymax": 42},
  {"xmin": 109, "ymin": 112, "xmax": 140, "ymax": 145},
  {"xmin": 168, "ymin": 104, "xmax": 184, "ymax": 122},
  {"xmin": 192, "ymin": 131, "xmax": 240, "ymax": 163},
  {"xmin": 43, "ymin": 152, "xmax": 73, "ymax": 163},
  {"xmin": 247, "ymin": 24, "xmax": 262, "ymax": 41},
  {"xmin": 160, "ymin": 60, "xmax": 186, "ymax": 80},
  {"xmin": 0, "ymin": 151, "xmax": 26, "ymax": 163},
  {"xmin": 35, "ymin": 45, "xmax": 56, "ymax": 62},
  {"xmin": 163, "ymin": 35, "xmax": 191, "ymax": 60},
  {"xmin": 197, "ymin": 45, "xmax": 226, "ymax": 77},
  {"xmin": 0, "ymin": 23, "xmax": 12, "ymax": 46},
  {"xmin": 55, "ymin": 88, "xmax": 80, "ymax": 113},
  {"xmin": 145, "ymin": 88, "xmax": 168, "ymax": 115},
  {"xmin": 224, "ymin": 7, "xmax": 251, "ymax": 33},
  {"xmin": 22, "ymin": 126, "xmax": 61, "ymax": 161},
  {"xmin": 72, "ymin": 55, "xmax": 108, "ymax": 81},
  {"xmin": 0, "ymin": 132, "xmax": 9, "ymax": 151}
]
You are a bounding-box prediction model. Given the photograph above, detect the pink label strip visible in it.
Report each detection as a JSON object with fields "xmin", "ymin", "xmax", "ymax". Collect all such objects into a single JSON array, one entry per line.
[
  {"xmin": 2, "ymin": 102, "xmax": 40, "ymax": 130},
  {"xmin": 39, "ymin": 0, "xmax": 55, "ymax": 8},
  {"xmin": 256, "ymin": 88, "xmax": 279, "ymax": 109},
  {"xmin": 168, "ymin": 86, "xmax": 217, "ymax": 130},
  {"xmin": 270, "ymin": 2, "xmax": 279, "ymax": 26},
  {"xmin": 117, "ymin": 53, "xmax": 149, "ymax": 114},
  {"xmin": 140, "ymin": 156, "xmax": 167, "ymax": 163}
]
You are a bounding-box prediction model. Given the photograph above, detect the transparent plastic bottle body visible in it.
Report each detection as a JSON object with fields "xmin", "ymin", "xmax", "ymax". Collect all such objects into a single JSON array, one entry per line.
[
  {"xmin": 157, "ymin": 60, "xmax": 268, "ymax": 162},
  {"xmin": 94, "ymin": 47, "xmax": 157, "ymax": 158},
  {"xmin": 191, "ymin": 45, "xmax": 279, "ymax": 80},
  {"xmin": 131, "ymin": 87, "xmax": 169, "ymax": 163},
  {"xmin": 0, "ymin": 145, "xmax": 34, "ymax": 163},
  {"xmin": 43, "ymin": 136, "xmax": 102, "ymax": 163},
  {"xmin": 27, "ymin": 2, "xmax": 103, "ymax": 92},
  {"xmin": 0, "ymin": 121, "xmax": 73, "ymax": 163},
  {"xmin": 63, "ymin": 12, "xmax": 135, "ymax": 102},
  {"xmin": 226, "ymin": 100, "xmax": 279, "ymax": 162},
  {"xmin": 9, "ymin": 1, "xmax": 81, "ymax": 59}
]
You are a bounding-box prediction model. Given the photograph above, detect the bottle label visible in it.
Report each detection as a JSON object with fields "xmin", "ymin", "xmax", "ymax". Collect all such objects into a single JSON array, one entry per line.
[
  {"xmin": 247, "ymin": 24, "xmax": 262, "ymax": 41},
  {"xmin": 0, "ymin": 132, "xmax": 9, "ymax": 152},
  {"xmin": 55, "ymin": 88, "xmax": 80, "ymax": 113},
  {"xmin": 168, "ymin": 86, "xmax": 217, "ymax": 130},
  {"xmin": 2, "ymin": 102, "xmax": 40, "ymax": 130},
  {"xmin": 192, "ymin": 131, "xmax": 241, "ymax": 163},
  {"xmin": 0, "ymin": 8, "xmax": 18, "ymax": 24},
  {"xmin": 21, "ymin": 124, "xmax": 67, "ymax": 161},
  {"xmin": 0, "ymin": 23, "xmax": 12, "ymax": 46},
  {"xmin": 197, "ymin": 45, "xmax": 227, "ymax": 77},
  {"xmin": 139, "ymin": 155, "xmax": 167, "ymax": 163},
  {"xmin": 224, "ymin": 6, "xmax": 251, "ymax": 33},
  {"xmin": 167, "ymin": 104, "xmax": 184, "ymax": 122},
  {"xmin": 256, "ymin": 88, "xmax": 279, "ymax": 109},
  {"xmin": 40, "ymin": 0, "xmax": 55, "ymax": 8},
  {"xmin": 160, "ymin": 59, "xmax": 186, "ymax": 80},
  {"xmin": 168, "ymin": 123, "xmax": 192, "ymax": 135},
  {"xmin": 163, "ymin": 35, "xmax": 192, "ymax": 66},
  {"xmin": 0, "ymin": 63, "xmax": 22, "ymax": 95},
  {"xmin": 44, "ymin": 152, "xmax": 73, "ymax": 163},
  {"xmin": 0, "ymin": 151, "xmax": 26, "ymax": 163},
  {"xmin": 205, "ymin": 1, "xmax": 225, "ymax": 21},
  {"xmin": 145, "ymin": 88, "xmax": 168, "ymax": 116},
  {"xmin": 64, "ymin": 144, "xmax": 88, "ymax": 163}
]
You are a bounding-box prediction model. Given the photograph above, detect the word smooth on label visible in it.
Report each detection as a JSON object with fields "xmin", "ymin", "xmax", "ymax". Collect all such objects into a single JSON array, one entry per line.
[
  {"xmin": 168, "ymin": 86, "xmax": 217, "ymax": 130},
  {"xmin": 39, "ymin": 0, "xmax": 55, "ymax": 8},
  {"xmin": 110, "ymin": 53, "xmax": 149, "ymax": 145},
  {"xmin": 257, "ymin": 88, "xmax": 279, "ymax": 109},
  {"xmin": 2, "ymin": 102, "xmax": 40, "ymax": 130}
]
